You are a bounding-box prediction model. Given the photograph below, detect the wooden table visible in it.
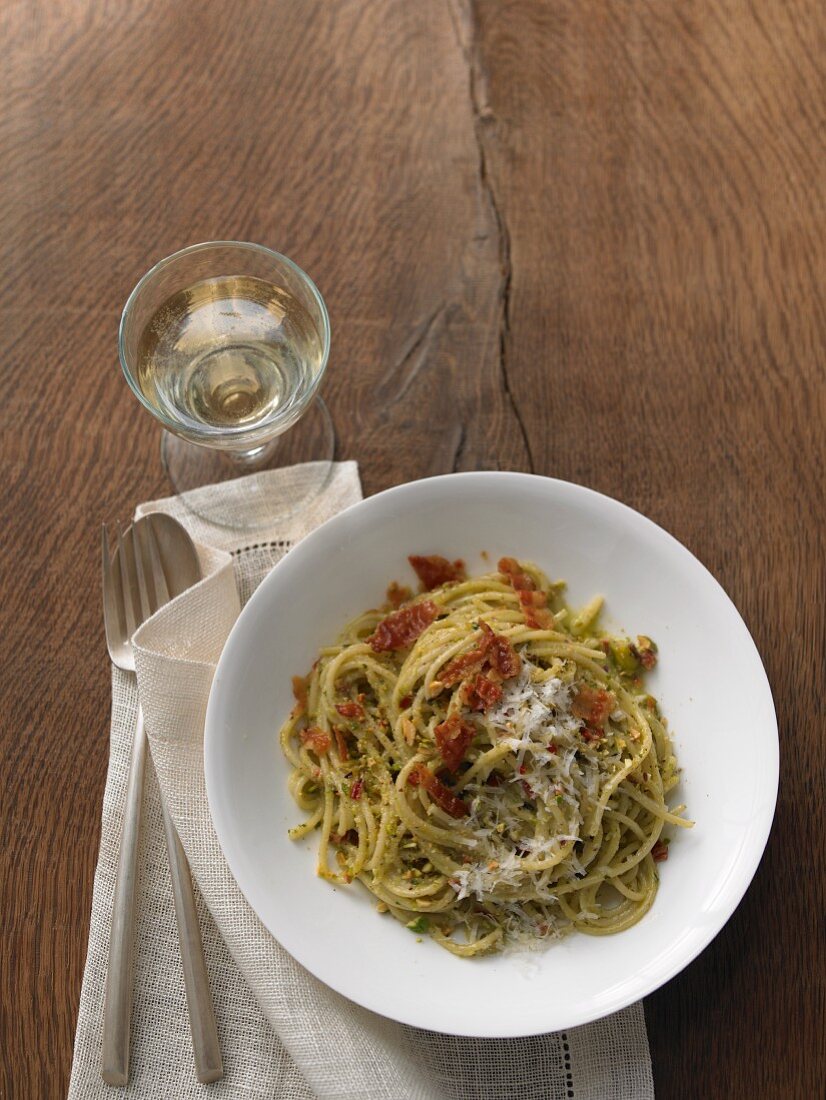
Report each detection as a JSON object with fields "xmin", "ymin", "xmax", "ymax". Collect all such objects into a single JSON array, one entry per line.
[{"xmin": 2, "ymin": 2, "xmax": 823, "ymax": 1096}]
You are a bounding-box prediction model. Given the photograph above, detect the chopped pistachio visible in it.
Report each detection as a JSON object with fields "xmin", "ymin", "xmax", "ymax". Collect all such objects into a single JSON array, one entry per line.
[{"xmin": 608, "ymin": 638, "xmax": 640, "ymax": 673}]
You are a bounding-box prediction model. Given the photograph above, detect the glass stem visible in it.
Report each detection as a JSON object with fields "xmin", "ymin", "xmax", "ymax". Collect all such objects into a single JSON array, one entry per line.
[{"xmin": 226, "ymin": 437, "xmax": 280, "ymax": 468}]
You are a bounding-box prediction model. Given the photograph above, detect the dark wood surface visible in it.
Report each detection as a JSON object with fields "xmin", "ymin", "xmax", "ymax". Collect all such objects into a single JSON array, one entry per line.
[{"xmin": 1, "ymin": 1, "xmax": 823, "ymax": 1096}]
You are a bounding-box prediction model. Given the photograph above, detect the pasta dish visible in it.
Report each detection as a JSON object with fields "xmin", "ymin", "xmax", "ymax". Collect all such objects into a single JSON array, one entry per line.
[{"xmin": 280, "ymin": 555, "xmax": 692, "ymax": 956}]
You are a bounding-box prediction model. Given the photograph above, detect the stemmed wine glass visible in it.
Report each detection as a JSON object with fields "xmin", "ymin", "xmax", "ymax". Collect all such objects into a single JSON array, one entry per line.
[{"xmin": 119, "ymin": 241, "xmax": 334, "ymax": 529}]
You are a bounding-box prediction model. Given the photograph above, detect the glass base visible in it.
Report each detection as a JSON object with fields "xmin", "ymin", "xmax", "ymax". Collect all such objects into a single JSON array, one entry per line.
[{"xmin": 161, "ymin": 395, "xmax": 336, "ymax": 531}]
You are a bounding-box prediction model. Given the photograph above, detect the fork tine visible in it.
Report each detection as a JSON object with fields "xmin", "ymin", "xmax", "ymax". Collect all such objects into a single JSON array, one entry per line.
[
  {"xmin": 145, "ymin": 518, "xmax": 171, "ymax": 607},
  {"xmin": 102, "ymin": 524, "xmax": 119, "ymax": 644},
  {"xmin": 116, "ymin": 523, "xmax": 140, "ymax": 639},
  {"xmin": 131, "ymin": 523, "xmax": 153, "ymax": 622},
  {"xmin": 103, "ymin": 523, "xmax": 128, "ymax": 646}
]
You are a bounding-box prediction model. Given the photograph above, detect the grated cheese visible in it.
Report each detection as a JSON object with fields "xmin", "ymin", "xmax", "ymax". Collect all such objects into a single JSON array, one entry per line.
[{"xmin": 450, "ymin": 658, "xmax": 630, "ymax": 921}]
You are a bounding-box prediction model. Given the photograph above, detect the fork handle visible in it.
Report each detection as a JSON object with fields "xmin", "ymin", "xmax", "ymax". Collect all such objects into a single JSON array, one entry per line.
[
  {"xmin": 159, "ymin": 795, "xmax": 223, "ymax": 1083},
  {"xmin": 101, "ymin": 705, "xmax": 147, "ymax": 1086}
]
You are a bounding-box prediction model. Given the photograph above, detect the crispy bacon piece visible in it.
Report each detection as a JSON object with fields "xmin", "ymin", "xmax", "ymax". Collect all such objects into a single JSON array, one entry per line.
[
  {"xmin": 498, "ymin": 557, "xmax": 554, "ymax": 628},
  {"xmin": 291, "ymin": 675, "xmax": 308, "ymax": 716},
  {"xmin": 441, "ymin": 621, "xmax": 521, "ymax": 689},
  {"xmin": 498, "ymin": 557, "xmax": 535, "ymax": 591},
  {"xmin": 441, "ymin": 622, "xmax": 495, "ymax": 686},
  {"xmin": 333, "ymin": 727, "xmax": 350, "ymax": 760},
  {"xmin": 408, "ymin": 764, "xmax": 469, "ymax": 818},
  {"xmin": 652, "ymin": 840, "xmax": 669, "ymax": 862},
  {"xmin": 369, "ymin": 600, "xmax": 438, "ymax": 652},
  {"xmin": 466, "ymin": 673, "xmax": 503, "ymax": 713},
  {"xmin": 518, "ymin": 589, "xmax": 543, "ymax": 606},
  {"xmin": 350, "ymin": 777, "xmax": 364, "ymax": 800},
  {"xmin": 572, "ymin": 685, "xmax": 616, "ymax": 729},
  {"xmin": 300, "ymin": 726, "xmax": 330, "ymax": 754},
  {"xmin": 399, "ymin": 695, "xmax": 412, "ymax": 709},
  {"xmin": 336, "ymin": 701, "xmax": 365, "ymax": 719},
  {"xmin": 520, "ymin": 595, "xmax": 554, "ymax": 629},
  {"xmin": 434, "ymin": 714, "xmax": 476, "ymax": 773},
  {"xmin": 331, "ymin": 828, "xmax": 359, "ymax": 845},
  {"xmin": 409, "ymin": 554, "xmax": 467, "ymax": 590},
  {"xmin": 635, "ymin": 636, "xmax": 658, "ymax": 671},
  {"xmin": 386, "ymin": 580, "xmax": 412, "ymax": 608},
  {"xmin": 488, "ymin": 632, "xmax": 520, "ymax": 679},
  {"xmin": 639, "ymin": 648, "xmax": 657, "ymax": 671},
  {"xmin": 515, "ymin": 588, "xmax": 551, "ymax": 627}
]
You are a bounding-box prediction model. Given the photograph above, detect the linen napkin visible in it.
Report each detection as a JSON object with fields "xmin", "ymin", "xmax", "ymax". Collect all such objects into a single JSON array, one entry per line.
[{"xmin": 69, "ymin": 461, "xmax": 655, "ymax": 1100}]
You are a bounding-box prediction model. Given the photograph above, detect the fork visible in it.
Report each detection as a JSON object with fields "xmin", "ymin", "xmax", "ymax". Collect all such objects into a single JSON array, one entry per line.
[{"xmin": 101, "ymin": 518, "xmax": 222, "ymax": 1086}]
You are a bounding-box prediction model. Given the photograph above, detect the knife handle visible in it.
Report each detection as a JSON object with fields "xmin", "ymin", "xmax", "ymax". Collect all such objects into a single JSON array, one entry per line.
[
  {"xmin": 159, "ymin": 793, "xmax": 223, "ymax": 1083},
  {"xmin": 101, "ymin": 705, "xmax": 147, "ymax": 1086}
]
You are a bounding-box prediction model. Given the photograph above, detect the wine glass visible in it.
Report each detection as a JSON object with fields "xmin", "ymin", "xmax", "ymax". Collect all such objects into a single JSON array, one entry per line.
[{"xmin": 119, "ymin": 241, "xmax": 334, "ymax": 529}]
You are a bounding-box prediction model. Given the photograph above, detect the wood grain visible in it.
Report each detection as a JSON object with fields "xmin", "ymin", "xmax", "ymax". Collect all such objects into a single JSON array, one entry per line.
[{"xmin": 0, "ymin": 1, "xmax": 823, "ymax": 1096}]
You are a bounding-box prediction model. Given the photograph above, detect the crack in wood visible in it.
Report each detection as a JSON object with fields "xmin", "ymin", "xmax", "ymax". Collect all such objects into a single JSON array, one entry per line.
[
  {"xmin": 448, "ymin": 0, "xmax": 536, "ymax": 473},
  {"xmin": 451, "ymin": 421, "xmax": 467, "ymax": 471}
]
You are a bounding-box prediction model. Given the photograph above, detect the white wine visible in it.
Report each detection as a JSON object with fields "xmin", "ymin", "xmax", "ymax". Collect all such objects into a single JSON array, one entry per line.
[{"xmin": 135, "ymin": 275, "xmax": 325, "ymax": 436}]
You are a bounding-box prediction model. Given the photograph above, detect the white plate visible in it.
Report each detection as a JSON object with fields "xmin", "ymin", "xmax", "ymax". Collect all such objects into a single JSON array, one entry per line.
[{"xmin": 205, "ymin": 473, "xmax": 778, "ymax": 1037}]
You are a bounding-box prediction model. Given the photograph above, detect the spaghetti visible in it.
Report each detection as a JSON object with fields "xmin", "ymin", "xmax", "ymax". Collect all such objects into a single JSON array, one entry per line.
[{"xmin": 280, "ymin": 556, "xmax": 692, "ymax": 956}]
